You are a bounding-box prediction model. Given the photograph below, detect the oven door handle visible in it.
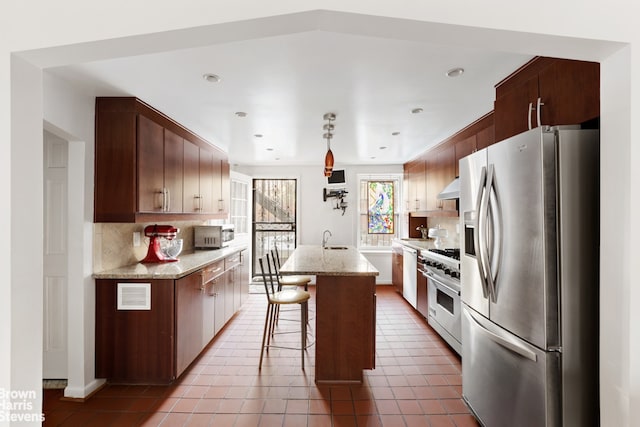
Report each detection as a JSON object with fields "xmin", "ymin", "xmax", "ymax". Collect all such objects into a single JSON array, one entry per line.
[{"xmin": 426, "ymin": 271, "xmax": 460, "ymax": 296}]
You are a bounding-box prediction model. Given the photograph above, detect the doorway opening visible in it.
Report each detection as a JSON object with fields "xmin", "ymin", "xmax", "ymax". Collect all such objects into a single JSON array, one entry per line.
[{"xmin": 252, "ymin": 179, "xmax": 298, "ymax": 278}]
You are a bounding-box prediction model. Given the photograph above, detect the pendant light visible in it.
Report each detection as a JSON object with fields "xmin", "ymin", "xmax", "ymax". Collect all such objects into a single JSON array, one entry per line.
[{"xmin": 323, "ymin": 113, "xmax": 336, "ymax": 177}]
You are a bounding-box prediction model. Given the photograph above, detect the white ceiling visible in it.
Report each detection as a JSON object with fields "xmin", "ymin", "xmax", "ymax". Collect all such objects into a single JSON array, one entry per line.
[{"xmin": 47, "ymin": 29, "xmax": 531, "ymax": 167}]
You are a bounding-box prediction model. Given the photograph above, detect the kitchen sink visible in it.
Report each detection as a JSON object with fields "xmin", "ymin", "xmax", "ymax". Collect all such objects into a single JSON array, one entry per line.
[{"xmin": 324, "ymin": 246, "xmax": 348, "ymax": 250}]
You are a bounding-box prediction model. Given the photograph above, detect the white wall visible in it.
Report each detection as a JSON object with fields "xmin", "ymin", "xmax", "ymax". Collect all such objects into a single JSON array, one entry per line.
[
  {"xmin": 1, "ymin": 2, "xmax": 637, "ymax": 426},
  {"xmin": 42, "ymin": 72, "xmax": 105, "ymax": 398}
]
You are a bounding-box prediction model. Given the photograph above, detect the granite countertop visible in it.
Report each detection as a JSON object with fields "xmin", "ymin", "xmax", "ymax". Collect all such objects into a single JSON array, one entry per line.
[
  {"xmin": 93, "ymin": 245, "xmax": 247, "ymax": 280},
  {"xmin": 280, "ymin": 245, "xmax": 379, "ymax": 277},
  {"xmin": 393, "ymin": 238, "xmax": 434, "ymax": 251}
]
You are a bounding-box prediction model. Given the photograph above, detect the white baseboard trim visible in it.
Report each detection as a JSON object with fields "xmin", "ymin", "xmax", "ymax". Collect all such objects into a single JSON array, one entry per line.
[{"xmin": 64, "ymin": 378, "xmax": 106, "ymax": 399}]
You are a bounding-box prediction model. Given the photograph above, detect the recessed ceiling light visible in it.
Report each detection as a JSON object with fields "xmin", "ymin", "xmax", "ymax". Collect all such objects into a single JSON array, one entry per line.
[
  {"xmin": 411, "ymin": 108, "xmax": 424, "ymax": 114},
  {"xmin": 266, "ymin": 147, "xmax": 273, "ymax": 151},
  {"xmin": 379, "ymin": 146, "xmax": 387, "ymax": 150},
  {"xmin": 446, "ymin": 67, "xmax": 465, "ymax": 78},
  {"xmin": 235, "ymin": 111, "xmax": 247, "ymax": 118},
  {"xmin": 254, "ymin": 134, "xmax": 263, "ymax": 138},
  {"xmin": 275, "ymin": 157, "xmax": 280, "ymax": 161},
  {"xmin": 203, "ymin": 73, "xmax": 221, "ymax": 83},
  {"xmin": 370, "ymin": 156, "xmax": 376, "ymax": 160},
  {"xmin": 392, "ymin": 131, "xmax": 400, "ymax": 136}
]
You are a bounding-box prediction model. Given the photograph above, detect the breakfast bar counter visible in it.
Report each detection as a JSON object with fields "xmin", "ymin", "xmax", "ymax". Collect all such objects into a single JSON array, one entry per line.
[{"xmin": 280, "ymin": 245, "xmax": 379, "ymax": 383}]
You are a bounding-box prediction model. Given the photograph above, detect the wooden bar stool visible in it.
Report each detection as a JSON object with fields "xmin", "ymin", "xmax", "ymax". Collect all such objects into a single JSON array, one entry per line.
[{"xmin": 258, "ymin": 254, "xmax": 311, "ymax": 370}]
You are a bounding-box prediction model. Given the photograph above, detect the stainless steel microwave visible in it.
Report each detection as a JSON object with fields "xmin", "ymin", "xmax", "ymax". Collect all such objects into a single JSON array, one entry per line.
[{"xmin": 194, "ymin": 224, "xmax": 234, "ymax": 249}]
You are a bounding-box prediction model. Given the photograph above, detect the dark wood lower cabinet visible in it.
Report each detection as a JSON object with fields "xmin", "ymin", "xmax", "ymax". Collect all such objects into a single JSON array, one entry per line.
[
  {"xmin": 175, "ymin": 272, "xmax": 204, "ymax": 378},
  {"xmin": 95, "ymin": 251, "xmax": 247, "ymax": 384},
  {"xmin": 95, "ymin": 279, "xmax": 175, "ymax": 384}
]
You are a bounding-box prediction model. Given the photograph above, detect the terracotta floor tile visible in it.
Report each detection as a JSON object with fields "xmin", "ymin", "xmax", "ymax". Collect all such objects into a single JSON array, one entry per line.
[
  {"xmin": 418, "ymin": 399, "xmax": 447, "ymax": 415},
  {"xmin": 332, "ymin": 414, "xmax": 358, "ymax": 426},
  {"xmin": 356, "ymin": 414, "xmax": 384, "ymax": 427},
  {"xmin": 258, "ymin": 413, "xmax": 284, "ymax": 427},
  {"xmin": 234, "ymin": 413, "xmax": 261, "ymax": 427},
  {"xmin": 184, "ymin": 413, "xmax": 214, "ymax": 427},
  {"xmin": 308, "ymin": 414, "xmax": 332, "ymax": 427},
  {"xmin": 241, "ymin": 398, "xmax": 266, "ymax": 413},
  {"xmin": 378, "ymin": 414, "xmax": 406, "ymax": 427},
  {"xmin": 159, "ymin": 412, "xmax": 191, "ymax": 427},
  {"xmin": 193, "ymin": 398, "xmax": 220, "ymax": 413},
  {"xmin": 217, "ymin": 398, "xmax": 244, "ymax": 413},
  {"xmin": 426, "ymin": 414, "xmax": 457, "ymax": 427},
  {"xmin": 392, "ymin": 386, "xmax": 416, "ymax": 399},
  {"xmin": 332, "ymin": 400, "xmax": 355, "ymax": 415},
  {"xmin": 441, "ymin": 398, "xmax": 471, "ymax": 414},
  {"xmin": 450, "ymin": 413, "xmax": 481, "ymax": 427},
  {"xmin": 376, "ymin": 399, "xmax": 401, "ymax": 415},
  {"xmin": 309, "ymin": 398, "xmax": 331, "ymax": 414},
  {"xmin": 398, "ymin": 399, "xmax": 423, "ymax": 415},
  {"xmin": 283, "ymin": 413, "xmax": 307, "ymax": 427},
  {"xmin": 431, "ymin": 386, "xmax": 461, "ymax": 399},
  {"xmin": 285, "ymin": 398, "xmax": 309, "ymax": 414},
  {"xmin": 353, "ymin": 399, "xmax": 377, "ymax": 415},
  {"xmin": 172, "ymin": 397, "xmax": 200, "ymax": 413},
  {"xmin": 403, "ymin": 414, "xmax": 430, "ymax": 427}
]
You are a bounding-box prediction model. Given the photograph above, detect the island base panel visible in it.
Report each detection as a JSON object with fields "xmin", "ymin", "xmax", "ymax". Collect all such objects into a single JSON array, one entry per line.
[{"xmin": 315, "ymin": 275, "xmax": 376, "ymax": 383}]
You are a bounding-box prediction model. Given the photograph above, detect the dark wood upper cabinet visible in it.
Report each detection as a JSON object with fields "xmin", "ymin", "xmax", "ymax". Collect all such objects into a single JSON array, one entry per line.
[
  {"xmin": 94, "ymin": 97, "xmax": 230, "ymax": 222},
  {"xmin": 426, "ymin": 145, "xmax": 456, "ymax": 212},
  {"xmin": 454, "ymin": 135, "xmax": 477, "ymax": 177},
  {"xmin": 403, "ymin": 157, "xmax": 426, "ymax": 212},
  {"xmin": 137, "ymin": 116, "xmax": 184, "ymax": 213},
  {"xmin": 494, "ymin": 57, "xmax": 599, "ymax": 142}
]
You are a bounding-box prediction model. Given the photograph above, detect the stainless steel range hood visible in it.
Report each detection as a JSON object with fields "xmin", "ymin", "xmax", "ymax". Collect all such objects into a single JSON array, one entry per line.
[{"xmin": 437, "ymin": 177, "xmax": 460, "ymax": 200}]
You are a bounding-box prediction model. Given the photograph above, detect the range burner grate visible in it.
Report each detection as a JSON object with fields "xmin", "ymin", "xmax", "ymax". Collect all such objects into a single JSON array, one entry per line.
[{"xmin": 428, "ymin": 248, "xmax": 460, "ymax": 260}]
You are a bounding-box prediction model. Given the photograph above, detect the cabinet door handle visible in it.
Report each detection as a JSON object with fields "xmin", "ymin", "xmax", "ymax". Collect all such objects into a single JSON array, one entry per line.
[
  {"xmin": 165, "ymin": 188, "xmax": 170, "ymax": 212},
  {"xmin": 194, "ymin": 195, "xmax": 202, "ymax": 211},
  {"xmin": 155, "ymin": 189, "xmax": 164, "ymax": 210},
  {"xmin": 536, "ymin": 97, "xmax": 545, "ymax": 128},
  {"xmin": 527, "ymin": 102, "xmax": 534, "ymax": 130}
]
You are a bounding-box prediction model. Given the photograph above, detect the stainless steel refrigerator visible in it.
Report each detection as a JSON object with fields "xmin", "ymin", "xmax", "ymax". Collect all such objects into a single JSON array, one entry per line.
[{"xmin": 459, "ymin": 126, "xmax": 599, "ymax": 427}]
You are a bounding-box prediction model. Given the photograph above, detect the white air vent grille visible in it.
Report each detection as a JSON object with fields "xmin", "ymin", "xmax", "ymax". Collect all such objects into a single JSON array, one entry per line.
[{"xmin": 117, "ymin": 283, "xmax": 151, "ymax": 310}]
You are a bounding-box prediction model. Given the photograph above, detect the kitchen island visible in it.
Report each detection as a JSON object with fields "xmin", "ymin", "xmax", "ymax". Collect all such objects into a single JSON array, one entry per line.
[{"xmin": 280, "ymin": 245, "xmax": 379, "ymax": 383}]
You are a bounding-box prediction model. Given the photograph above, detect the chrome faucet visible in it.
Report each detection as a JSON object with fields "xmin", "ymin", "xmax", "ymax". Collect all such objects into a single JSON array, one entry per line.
[{"xmin": 322, "ymin": 229, "xmax": 332, "ymax": 247}]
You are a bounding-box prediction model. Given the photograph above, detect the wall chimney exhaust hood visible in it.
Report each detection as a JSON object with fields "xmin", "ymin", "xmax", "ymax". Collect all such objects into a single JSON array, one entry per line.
[{"xmin": 437, "ymin": 177, "xmax": 460, "ymax": 200}]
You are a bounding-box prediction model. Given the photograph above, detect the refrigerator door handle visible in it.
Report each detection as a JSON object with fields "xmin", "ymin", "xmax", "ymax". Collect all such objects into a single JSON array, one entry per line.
[
  {"xmin": 464, "ymin": 308, "xmax": 537, "ymax": 362},
  {"xmin": 479, "ymin": 165, "xmax": 493, "ymax": 299},
  {"xmin": 485, "ymin": 164, "xmax": 502, "ymax": 303},
  {"xmin": 474, "ymin": 166, "xmax": 489, "ymax": 299}
]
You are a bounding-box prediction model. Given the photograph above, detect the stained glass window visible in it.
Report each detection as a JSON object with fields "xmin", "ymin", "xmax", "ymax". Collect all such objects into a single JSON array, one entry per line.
[{"xmin": 367, "ymin": 181, "xmax": 394, "ymax": 234}]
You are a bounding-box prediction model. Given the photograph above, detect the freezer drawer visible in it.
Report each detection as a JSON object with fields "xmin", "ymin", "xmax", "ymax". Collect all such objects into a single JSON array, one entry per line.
[{"xmin": 462, "ymin": 306, "xmax": 561, "ymax": 427}]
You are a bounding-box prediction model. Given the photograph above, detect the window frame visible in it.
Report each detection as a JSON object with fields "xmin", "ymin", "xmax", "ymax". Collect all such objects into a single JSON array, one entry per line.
[{"xmin": 356, "ymin": 173, "xmax": 403, "ymax": 250}]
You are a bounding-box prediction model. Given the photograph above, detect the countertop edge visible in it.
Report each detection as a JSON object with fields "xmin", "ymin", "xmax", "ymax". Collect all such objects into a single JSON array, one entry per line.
[{"xmin": 93, "ymin": 245, "xmax": 248, "ymax": 280}]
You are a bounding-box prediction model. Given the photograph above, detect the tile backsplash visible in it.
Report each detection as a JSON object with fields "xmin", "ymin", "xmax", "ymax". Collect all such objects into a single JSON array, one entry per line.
[
  {"xmin": 426, "ymin": 216, "xmax": 460, "ymax": 249},
  {"xmin": 94, "ymin": 220, "xmax": 214, "ymax": 272}
]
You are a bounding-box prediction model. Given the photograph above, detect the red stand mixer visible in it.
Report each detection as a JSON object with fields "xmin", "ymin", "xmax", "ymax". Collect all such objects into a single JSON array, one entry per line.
[{"xmin": 141, "ymin": 224, "xmax": 180, "ymax": 263}]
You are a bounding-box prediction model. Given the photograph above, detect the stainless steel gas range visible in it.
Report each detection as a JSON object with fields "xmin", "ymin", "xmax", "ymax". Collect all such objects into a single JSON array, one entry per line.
[{"xmin": 418, "ymin": 248, "xmax": 461, "ymax": 355}]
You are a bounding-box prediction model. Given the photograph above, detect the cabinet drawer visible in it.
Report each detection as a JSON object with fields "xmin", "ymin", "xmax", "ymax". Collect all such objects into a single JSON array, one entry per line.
[
  {"xmin": 225, "ymin": 252, "xmax": 241, "ymax": 270},
  {"xmin": 202, "ymin": 260, "xmax": 224, "ymax": 284}
]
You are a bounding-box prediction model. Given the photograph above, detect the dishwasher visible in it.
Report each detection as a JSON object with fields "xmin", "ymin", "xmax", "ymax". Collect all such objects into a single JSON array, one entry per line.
[{"xmin": 402, "ymin": 247, "xmax": 418, "ymax": 308}]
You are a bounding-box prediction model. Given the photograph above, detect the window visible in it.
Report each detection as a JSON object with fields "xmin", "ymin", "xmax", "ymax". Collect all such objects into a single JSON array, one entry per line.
[
  {"xmin": 358, "ymin": 174, "xmax": 401, "ymax": 248},
  {"xmin": 230, "ymin": 178, "xmax": 249, "ymax": 234}
]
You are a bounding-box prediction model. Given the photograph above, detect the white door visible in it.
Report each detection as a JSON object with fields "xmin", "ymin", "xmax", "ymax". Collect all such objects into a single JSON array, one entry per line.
[{"xmin": 43, "ymin": 130, "xmax": 68, "ymax": 378}]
